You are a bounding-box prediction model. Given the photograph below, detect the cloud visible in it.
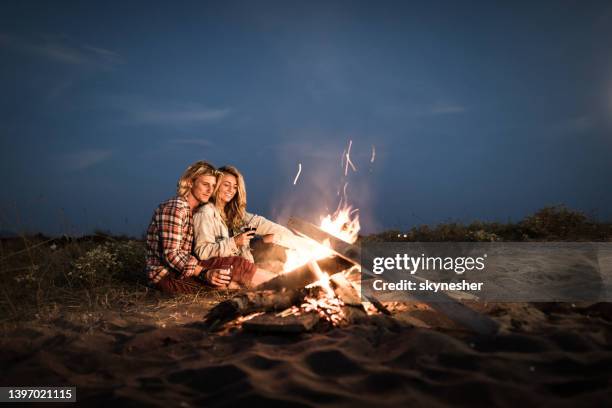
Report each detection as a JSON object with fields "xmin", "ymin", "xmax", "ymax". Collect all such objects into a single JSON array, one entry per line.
[
  {"xmin": 565, "ymin": 116, "xmax": 596, "ymax": 133},
  {"xmin": 101, "ymin": 94, "xmax": 232, "ymax": 126},
  {"xmin": 169, "ymin": 138, "xmax": 214, "ymax": 147},
  {"xmin": 377, "ymin": 101, "xmax": 468, "ymax": 118},
  {"xmin": 131, "ymin": 107, "xmax": 231, "ymax": 125},
  {"xmin": 62, "ymin": 149, "xmax": 113, "ymax": 171},
  {"xmin": 265, "ymin": 140, "xmax": 348, "ymax": 161},
  {"xmin": 0, "ymin": 33, "xmax": 123, "ymax": 68},
  {"xmin": 428, "ymin": 103, "xmax": 467, "ymax": 115},
  {"xmin": 552, "ymin": 115, "xmax": 597, "ymax": 134}
]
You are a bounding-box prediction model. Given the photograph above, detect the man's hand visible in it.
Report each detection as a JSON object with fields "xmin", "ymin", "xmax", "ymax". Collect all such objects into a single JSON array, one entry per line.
[{"xmin": 205, "ymin": 268, "xmax": 232, "ymax": 287}]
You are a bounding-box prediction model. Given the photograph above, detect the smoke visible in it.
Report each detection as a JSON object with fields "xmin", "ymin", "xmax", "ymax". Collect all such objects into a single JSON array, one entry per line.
[{"xmin": 268, "ymin": 138, "xmax": 382, "ymax": 234}]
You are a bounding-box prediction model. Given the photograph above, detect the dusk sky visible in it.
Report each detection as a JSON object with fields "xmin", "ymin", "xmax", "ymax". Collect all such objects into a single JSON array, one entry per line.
[{"xmin": 1, "ymin": 0, "xmax": 611, "ymax": 237}]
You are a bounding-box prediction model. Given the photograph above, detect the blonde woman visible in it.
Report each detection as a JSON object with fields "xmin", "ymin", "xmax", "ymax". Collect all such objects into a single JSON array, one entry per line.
[{"xmin": 193, "ymin": 165, "xmax": 301, "ymax": 265}]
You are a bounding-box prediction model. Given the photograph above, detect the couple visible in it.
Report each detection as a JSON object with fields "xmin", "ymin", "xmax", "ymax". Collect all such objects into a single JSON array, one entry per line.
[{"xmin": 145, "ymin": 160, "xmax": 298, "ymax": 294}]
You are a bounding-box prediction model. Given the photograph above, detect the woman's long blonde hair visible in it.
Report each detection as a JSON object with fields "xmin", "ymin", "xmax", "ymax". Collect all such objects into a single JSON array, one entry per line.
[
  {"xmin": 214, "ymin": 165, "xmax": 247, "ymax": 232},
  {"xmin": 176, "ymin": 160, "xmax": 217, "ymax": 197}
]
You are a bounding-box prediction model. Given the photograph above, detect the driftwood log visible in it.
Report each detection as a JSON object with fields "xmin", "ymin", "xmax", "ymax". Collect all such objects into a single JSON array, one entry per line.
[
  {"xmin": 243, "ymin": 313, "xmax": 320, "ymax": 333},
  {"xmin": 204, "ymin": 289, "xmax": 304, "ymax": 329},
  {"xmin": 288, "ymin": 217, "xmax": 500, "ymax": 336}
]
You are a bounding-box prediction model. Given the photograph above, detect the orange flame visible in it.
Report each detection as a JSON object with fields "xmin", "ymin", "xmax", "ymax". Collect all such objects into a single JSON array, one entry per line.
[{"xmin": 283, "ymin": 204, "xmax": 360, "ymax": 273}]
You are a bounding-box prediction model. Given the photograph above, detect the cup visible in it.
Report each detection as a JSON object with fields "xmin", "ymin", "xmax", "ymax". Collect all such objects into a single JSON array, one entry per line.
[{"xmin": 242, "ymin": 226, "xmax": 257, "ymax": 237}]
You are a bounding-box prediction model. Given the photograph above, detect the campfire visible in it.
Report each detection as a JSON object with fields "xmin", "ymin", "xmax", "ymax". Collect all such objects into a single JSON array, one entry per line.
[{"xmin": 204, "ymin": 205, "xmax": 379, "ymax": 333}]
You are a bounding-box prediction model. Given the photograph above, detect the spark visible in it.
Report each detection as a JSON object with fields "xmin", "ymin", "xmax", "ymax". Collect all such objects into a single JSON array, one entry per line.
[
  {"xmin": 344, "ymin": 140, "xmax": 357, "ymax": 176},
  {"xmin": 293, "ymin": 162, "xmax": 302, "ymax": 185},
  {"xmin": 370, "ymin": 145, "xmax": 376, "ymax": 163},
  {"xmin": 336, "ymin": 182, "xmax": 349, "ymax": 212}
]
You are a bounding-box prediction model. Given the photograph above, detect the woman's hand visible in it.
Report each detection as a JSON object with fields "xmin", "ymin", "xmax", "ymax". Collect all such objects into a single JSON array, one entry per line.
[
  {"xmin": 233, "ymin": 232, "xmax": 254, "ymax": 247},
  {"xmin": 205, "ymin": 268, "xmax": 232, "ymax": 287},
  {"xmin": 262, "ymin": 234, "xmax": 276, "ymax": 244}
]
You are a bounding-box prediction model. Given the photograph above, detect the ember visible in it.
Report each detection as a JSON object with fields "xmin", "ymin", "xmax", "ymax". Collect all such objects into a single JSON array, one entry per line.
[{"xmin": 293, "ymin": 162, "xmax": 302, "ymax": 185}]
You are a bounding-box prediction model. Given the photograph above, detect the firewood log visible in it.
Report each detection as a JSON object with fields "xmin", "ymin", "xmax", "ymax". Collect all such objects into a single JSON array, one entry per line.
[
  {"xmin": 204, "ymin": 289, "xmax": 305, "ymax": 329},
  {"xmin": 256, "ymin": 255, "xmax": 352, "ymax": 291}
]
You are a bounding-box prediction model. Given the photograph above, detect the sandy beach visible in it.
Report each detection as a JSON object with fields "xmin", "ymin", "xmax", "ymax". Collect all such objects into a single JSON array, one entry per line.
[{"xmin": 2, "ymin": 297, "xmax": 611, "ymax": 407}]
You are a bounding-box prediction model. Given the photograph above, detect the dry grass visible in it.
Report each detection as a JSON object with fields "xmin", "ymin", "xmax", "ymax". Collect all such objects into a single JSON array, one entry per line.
[{"xmin": 0, "ymin": 234, "xmax": 236, "ymax": 332}]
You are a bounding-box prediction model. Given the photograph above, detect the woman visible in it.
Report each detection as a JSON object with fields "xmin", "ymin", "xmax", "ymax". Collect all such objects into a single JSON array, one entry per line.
[{"xmin": 193, "ymin": 165, "xmax": 302, "ymax": 266}]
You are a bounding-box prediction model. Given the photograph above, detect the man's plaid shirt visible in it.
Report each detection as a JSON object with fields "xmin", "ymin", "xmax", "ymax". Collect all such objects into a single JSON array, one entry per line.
[{"xmin": 145, "ymin": 196, "xmax": 199, "ymax": 284}]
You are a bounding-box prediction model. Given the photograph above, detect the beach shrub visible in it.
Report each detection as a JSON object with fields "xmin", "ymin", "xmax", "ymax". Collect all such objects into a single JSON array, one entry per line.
[
  {"xmin": 467, "ymin": 229, "xmax": 500, "ymax": 242},
  {"xmin": 13, "ymin": 265, "xmax": 41, "ymax": 285},
  {"xmin": 70, "ymin": 241, "xmax": 146, "ymax": 285},
  {"xmin": 71, "ymin": 244, "xmax": 121, "ymax": 284},
  {"xmin": 361, "ymin": 205, "xmax": 610, "ymax": 242},
  {"xmin": 111, "ymin": 240, "xmax": 146, "ymax": 281},
  {"xmin": 520, "ymin": 205, "xmax": 588, "ymax": 239}
]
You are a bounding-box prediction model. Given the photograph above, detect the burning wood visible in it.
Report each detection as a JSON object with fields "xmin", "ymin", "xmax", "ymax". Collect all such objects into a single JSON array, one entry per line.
[
  {"xmin": 329, "ymin": 273, "xmax": 368, "ymax": 324},
  {"xmin": 240, "ymin": 273, "xmax": 364, "ymax": 333},
  {"xmin": 288, "ymin": 217, "xmax": 360, "ymax": 265},
  {"xmin": 329, "ymin": 273, "xmax": 361, "ymax": 306},
  {"xmin": 280, "ymin": 272, "xmax": 367, "ymax": 327},
  {"xmin": 204, "ymin": 263, "xmax": 367, "ymax": 331},
  {"xmin": 288, "ymin": 216, "xmax": 390, "ymax": 315},
  {"xmin": 256, "ymin": 256, "xmax": 353, "ymax": 291}
]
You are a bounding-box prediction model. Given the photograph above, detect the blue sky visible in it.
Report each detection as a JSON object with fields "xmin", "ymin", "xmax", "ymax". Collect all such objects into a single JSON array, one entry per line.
[{"xmin": 1, "ymin": 0, "xmax": 611, "ymax": 236}]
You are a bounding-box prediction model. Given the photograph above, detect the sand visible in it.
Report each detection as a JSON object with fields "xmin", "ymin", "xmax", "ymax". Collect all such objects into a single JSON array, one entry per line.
[{"xmin": 1, "ymin": 299, "xmax": 611, "ymax": 407}]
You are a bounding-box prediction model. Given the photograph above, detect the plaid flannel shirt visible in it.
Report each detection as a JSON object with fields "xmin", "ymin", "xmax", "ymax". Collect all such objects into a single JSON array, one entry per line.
[{"xmin": 145, "ymin": 196, "xmax": 199, "ymax": 284}]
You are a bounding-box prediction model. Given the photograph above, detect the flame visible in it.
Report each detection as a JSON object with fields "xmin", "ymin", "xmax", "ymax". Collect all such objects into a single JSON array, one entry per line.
[
  {"xmin": 305, "ymin": 260, "xmax": 335, "ymax": 297},
  {"xmin": 320, "ymin": 206, "xmax": 360, "ymax": 244},
  {"xmin": 283, "ymin": 204, "xmax": 360, "ymax": 273}
]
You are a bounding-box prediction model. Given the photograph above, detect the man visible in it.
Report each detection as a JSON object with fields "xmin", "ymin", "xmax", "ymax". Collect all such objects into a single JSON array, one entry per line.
[{"xmin": 145, "ymin": 160, "xmax": 263, "ymax": 294}]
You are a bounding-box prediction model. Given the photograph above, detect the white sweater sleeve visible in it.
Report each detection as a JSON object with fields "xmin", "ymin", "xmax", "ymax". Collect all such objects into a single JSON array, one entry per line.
[
  {"xmin": 193, "ymin": 205, "xmax": 239, "ymax": 260},
  {"xmin": 246, "ymin": 212, "xmax": 305, "ymax": 250}
]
